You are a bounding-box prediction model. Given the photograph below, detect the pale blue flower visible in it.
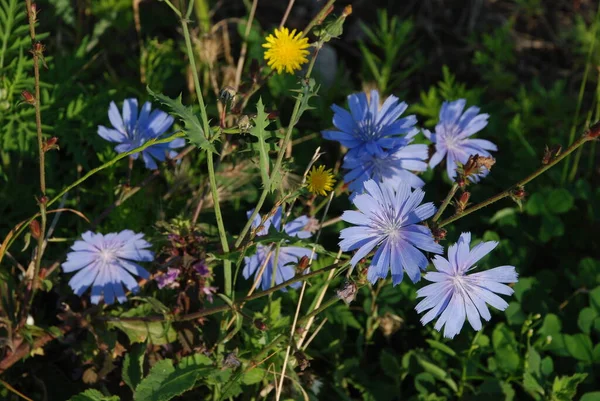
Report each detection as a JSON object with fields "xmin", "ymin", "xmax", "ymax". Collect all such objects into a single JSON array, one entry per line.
[
  {"xmin": 342, "ymin": 142, "xmax": 428, "ymax": 195},
  {"xmin": 416, "ymin": 232, "xmax": 518, "ymax": 339},
  {"xmin": 424, "ymin": 99, "xmax": 496, "ymax": 181},
  {"xmin": 243, "ymin": 208, "xmax": 315, "ymax": 291},
  {"xmin": 322, "ymin": 90, "xmax": 418, "ymax": 157},
  {"xmin": 155, "ymin": 267, "xmax": 180, "ymax": 289},
  {"xmin": 340, "ymin": 179, "xmax": 443, "ymax": 285},
  {"xmin": 62, "ymin": 230, "xmax": 154, "ymax": 305},
  {"xmin": 98, "ymin": 98, "xmax": 185, "ymax": 170}
]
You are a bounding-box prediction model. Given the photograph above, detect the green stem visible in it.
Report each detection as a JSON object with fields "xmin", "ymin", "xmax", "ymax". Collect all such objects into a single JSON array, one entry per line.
[
  {"xmin": 298, "ymin": 296, "xmax": 340, "ymax": 325},
  {"xmin": 438, "ymin": 133, "xmax": 593, "ymax": 228},
  {"xmin": 26, "ymin": 0, "xmax": 47, "ymax": 303},
  {"xmin": 234, "ymin": 48, "xmax": 321, "ymax": 249},
  {"xmin": 1, "ymin": 133, "xmax": 184, "ymax": 261},
  {"xmin": 432, "ymin": 183, "xmax": 458, "ymax": 223},
  {"xmin": 179, "ymin": 1, "xmax": 232, "ymax": 295},
  {"xmin": 101, "ymin": 261, "xmax": 348, "ymax": 323},
  {"xmin": 300, "ymin": 0, "xmax": 336, "ymax": 38},
  {"xmin": 561, "ymin": 2, "xmax": 600, "ymax": 183}
]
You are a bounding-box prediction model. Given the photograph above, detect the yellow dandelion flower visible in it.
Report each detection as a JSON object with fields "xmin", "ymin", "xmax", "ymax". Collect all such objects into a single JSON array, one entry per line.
[
  {"xmin": 262, "ymin": 27, "xmax": 310, "ymax": 74},
  {"xmin": 306, "ymin": 165, "xmax": 336, "ymax": 196}
]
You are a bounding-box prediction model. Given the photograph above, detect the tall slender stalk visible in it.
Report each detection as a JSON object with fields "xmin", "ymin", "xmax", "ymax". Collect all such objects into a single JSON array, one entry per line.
[
  {"xmin": 25, "ymin": 0, "xmax": 47, "ymax": 302},
  {"xmin": 235, "ymin": 50, "xmax": 321, "ymax": 249},
  {"xmin": 174, "ymin": 0, "xmax": 233, "ymax": 295},
  {"xmin": 432, "ymin": 183, "xmax": 459, "ymax": 222},
  {"xmin": 438, "ymin": 133, "xmax": 594, "ymax": 228}
]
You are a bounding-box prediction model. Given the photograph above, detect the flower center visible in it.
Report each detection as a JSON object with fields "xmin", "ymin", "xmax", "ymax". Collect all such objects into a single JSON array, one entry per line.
[{"xmin": 99, "ymin": 248, "xmax": 116, "ymax": 264}]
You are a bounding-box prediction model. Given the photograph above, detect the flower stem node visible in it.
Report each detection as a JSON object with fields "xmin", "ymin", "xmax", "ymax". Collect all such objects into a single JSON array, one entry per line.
[
  {"xmin": 293, "ymin": 351, "xmax": 310, "ymax": 371},
  {"xmin": 454, "ymin": 192, "xmax": 471, "ymax": 214},
  {"xmin": 542, "ymin": 145, "xmax": 562, "ymax": 165},
  {"xmin": 586, "ymin": 120, "xmax": 600, "ymax": 139},
  {"xmin": 510, "ymin": 186, "xmax": 526, "ymax": 210},
  {"xmin": 253, "ymin": 319, "xmax": 268, "ymax": 331},
  {"xmin": 314, "ymin": 6, "xmax": 352, "ymax": 44}
]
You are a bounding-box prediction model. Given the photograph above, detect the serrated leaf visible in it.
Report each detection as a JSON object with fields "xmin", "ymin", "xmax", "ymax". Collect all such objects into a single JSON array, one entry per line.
[
  {"xmin": 134, "ymin": 355, "xmax": 213, "ymax": 401},
  {"xmin": 249, "ymin": 98, "xmax": 271, "ymax": 189},
  {"xmin": 551, "ymin": 373, "xmax": 587, "ymax": 401},
  {"xmin": 108, "ymin": 320, "xmax": 176, "ymax": 345},
  {"xmin": 147, "ymin": 87, "xmax": 216, "ymax": 153},
  {"xmin": 123, "ymin": 342, "xmax": 146, "ymax": 391},
  {"xmin": 291, "ymin": 78, "xmax": 320, "ymax": 125}
]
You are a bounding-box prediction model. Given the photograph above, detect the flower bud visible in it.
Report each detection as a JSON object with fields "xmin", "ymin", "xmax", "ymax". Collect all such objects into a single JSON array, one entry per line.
[
  {"xmin": 342, "ymin": 5, "xmax": 353, "ymax": 17},
  {"xmin": 432, "ymin": 227, "xmax": 447, "ymax": 242},
  {"xmin": 296, "ymin": 255, "xmax": 310, "ymax": 274},
  {"xmin": 219, "ymin": 86, "xmax": 236, "ymax": 104},
  {"xmin": 30, "ymin": 220, "xmax": 41, "ymax": 240},
  {"xmin": 43, "ymin": 136, "xmax": 59, "ymax": 152},
  {"xmin": 336, "ymin": 280, "xmax": 357, "ymax": 305},
  {"xmin": 455, "ymin": 192, "xmax": 470, "ymax": 213},
  {"xmin": 21, "ymin": 90, "xmax": 36, "ymax": 105},
  {"xmin": 222, "ymin": 352, "xmax": 241, "ymax": 369},
  {"xmin": 253, "ymin": 319, "xmax": 267, "ymax": 331},
  {"xmin": 294, "ymin": 351, "xmax": 310, "ymax": 371}
]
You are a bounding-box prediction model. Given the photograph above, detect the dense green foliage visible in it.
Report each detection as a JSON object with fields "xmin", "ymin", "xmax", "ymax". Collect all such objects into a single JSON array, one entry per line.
[{"xmin": 1, "ymin": 0, "xmax": 599, "ymax": 400}]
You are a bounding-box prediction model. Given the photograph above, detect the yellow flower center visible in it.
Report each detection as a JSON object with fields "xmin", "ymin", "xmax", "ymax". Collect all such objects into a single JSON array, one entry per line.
[
  {"xmin": 307, "ymin": 165, "xmax": 336, "ymax": 196},
  {"xmin": 263, "ymin": 27, "xmax": 310, "ymax": 74}
]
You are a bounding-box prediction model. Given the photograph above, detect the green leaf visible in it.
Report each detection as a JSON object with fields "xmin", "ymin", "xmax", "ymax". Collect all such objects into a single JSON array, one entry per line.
[
  {"xmin": 492, "ymin": 324, "xmax": 521, "ymax": 373},
  {"xmin": 249, "ymin": 98, "xmax": 271, "ymax": 189},
  {"xmin": 590, "ymin": 286, "xmax": 600, "ymax": 313},
  {"xmin": 241, "ymin": 368, "xmax": 266, "ymax": 385},
  {"xmin": 545, "ymin": 189, "xmax": 574, "ymax": 214},
  {"xmin": 291, "ymin": 78, "xmax": 320, "ymax": 126},
  {"xmin": 525, "ymin": 193, "xmax": 546, "ymax": 216},
  {"xmin": 564, "ymin": 334, "xmax": 593, "ymax": 363},
  {"xmin": 123, "ymin": 342, "xmax": 146, "ymax": 391},
  {"xmin": 581, "ymin": 392, "xmax": 600, "ymax": 401},
  {"xmin": 108, "ymin": 320, "xmax": 177, "ymax": 345},
  {"xmin": 578, "ymin": 307, "xmax": 598, "ymax": 334},
  {"xmin": 539, "ymin": 313, "xmax": 562, "ymax": 336},
  {"xmin": 551, "ymin": 373, "xmax": 587, "ymax": 401},
  {"xmin": 147, "ymin": 87, "xmax": 216, "ymax": 153},
  {"xmin": 505, "ymin": 302, "xmax": 526, "ymax": 325},
  {"xmin": 523, "ymin": 372, "xmax": 545, "ymax": 397},
  {"xmin": 68, "ymin": 389, "xmax": 120, "ymax": 401},
  {"xmin": 526, "ymin": 347, "xmax": 541, "ymax": 377},
  {"xmin": 134, "ymin": 354, "xmax": 213, "ymax": 401},
  {"xmin": 425, "ymin": 339, "xmax": 457, "ymax": 357},
  {"xmin": 380, "ymin": 350, "xmax": 402, "ymax": 380},
  {"xmin": 541, "ymin": 356, "xmax": 554, "ymax": 377}
]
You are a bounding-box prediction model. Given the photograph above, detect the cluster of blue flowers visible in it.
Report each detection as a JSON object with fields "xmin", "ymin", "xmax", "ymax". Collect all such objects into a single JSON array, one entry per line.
[
  {"xmin": 61, "ymin": 93, "xmax": 517, "ymax": 340},
  {"xmin": 323, "ymin": 90, "xmax": 516, "ymax": 338}
]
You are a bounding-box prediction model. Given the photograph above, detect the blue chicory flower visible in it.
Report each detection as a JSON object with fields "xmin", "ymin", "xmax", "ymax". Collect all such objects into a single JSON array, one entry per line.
[
  {"xmin": 415, "ymin": 232, "xmax": 518, "ymax": 339},
  {"xmin": 98, "ymin": 98, "xmax": 186, "ymax": 170},
  {"xmin": 342, "ymin": 142, "xmax": 428, "ymax": 195},
  {"xmin": 339, "ymin": 179, "xmax": 443, "ymax": 285},
  {"xmin": 322, "ymin": 90, "xmax": 418, "ymax": 157},
  {"xmin": 62, "ymin": 230, "xmax": 154, "ymax": 304},
  {"xmin": 243, "ymin": 207, "xmax": 315, "ymax": 291},
  {"xmin": 424, "ymin": 99, "xmax": 497, "ymax": 181}
]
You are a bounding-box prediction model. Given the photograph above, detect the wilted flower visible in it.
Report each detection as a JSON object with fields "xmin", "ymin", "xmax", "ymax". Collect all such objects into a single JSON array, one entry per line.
[
  {"xmin": 322, "ymin": 90, "xmax": 418, "ymax": 157},
  {"xmin": 340, "ymin": 179, "xmax": 443, "ymax": 284},
  {"xmin": 243, "ymin": 208, "xmax": 316, "ymax": 291},
  {"xmin": 342, "ymin": 142, "xmax": 428, "ymax": 195},
  {"xmin": 336, "ymin": 280, "xmax": 358, "ymax": 305},
  {"xmin": 424, "ymin": 99, "xmax": 497, "ymax": 181},
  {"xmin": 306, "ymin": 165, "xmax": 336, "ymax": 196},
  {"xmin": 62, "ymin": 230, "xmax": 153, "ymax": 304},
  {"xmin": 155, "ymin": 267, "xmax": 180, "ymax": 289},
  {"xmin": 263, "ymin": 27, "xmax": 310, "ymax": 74},
  {"xmin": 98, "ymin": 98, "xmax": 185, "ymax": 170},
  {"xmin": 415, "ymin": 232, "xmax": 518, "ymax": 339}
]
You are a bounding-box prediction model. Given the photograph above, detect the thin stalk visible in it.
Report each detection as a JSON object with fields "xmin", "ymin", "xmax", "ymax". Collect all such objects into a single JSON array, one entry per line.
[
  {"xmin": 26, "ymin": 0, "xmax": 46, "ymax": 302},
  {"xmin": 568, "ymin": 107, "xmax": 594, "ymax": 181},
  {"xmin": 1, "ymin": 133, "xmax": 184, "ymax": 262},
  {"xmin": 100, "ymin": 260, "xmax": 349, "ymax": 323},
  {"xmin": 300, "ymin": 0, "xmax": 336, "ymax": 39},
  {"xmin": 432, "ymin": 183, "xmax": 458, "ymax": 222},
  {"xmin": 438, "ymin": 133, "xmax": 593, "ymax": 228},
  {"xmin": 235, "ymin": 49, "xmax": 321, "ymax": 248},
  {"xmin": 179, "ymin": 0, "xmax": 232, "ymax": 295},
  {"xmin": 561, "ymin": 2, "xmax": 600, "ymax": 183}
]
